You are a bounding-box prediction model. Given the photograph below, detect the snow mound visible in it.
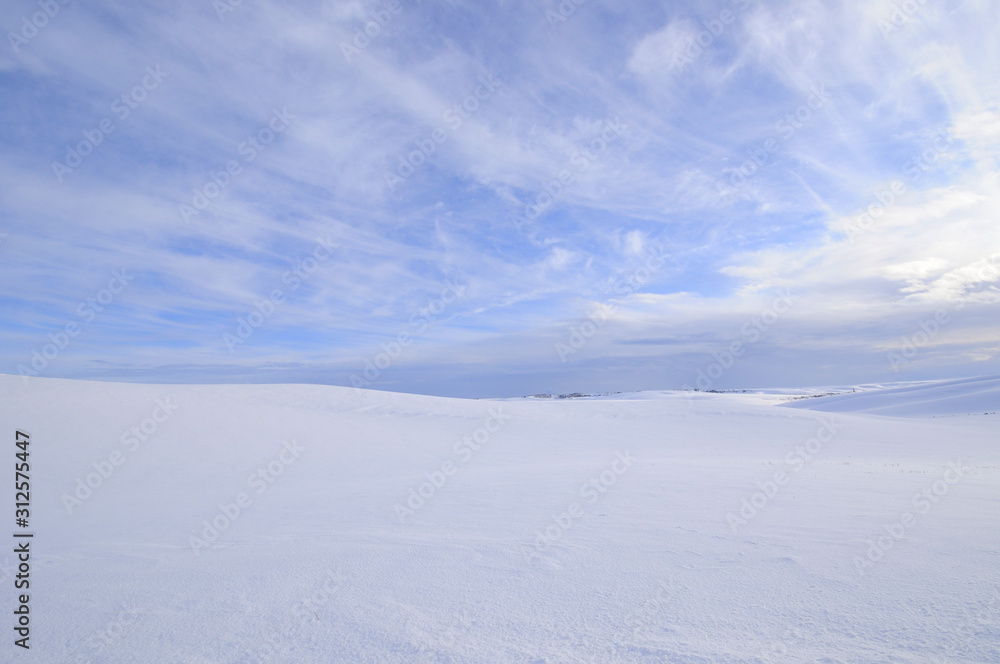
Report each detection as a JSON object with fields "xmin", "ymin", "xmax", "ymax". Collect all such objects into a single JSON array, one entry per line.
[{"xmin": 781, "ymin": 375, "xmax": 1000, "ymax": 417}]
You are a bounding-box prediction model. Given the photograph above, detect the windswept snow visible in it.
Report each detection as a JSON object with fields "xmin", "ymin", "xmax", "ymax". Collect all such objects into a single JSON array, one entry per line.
[
  {"xmin": 1, "ymin": 375, "xmax": 998, "ymax": 662},
  {"xmin": 782, "ymin": 375, "xmax": 1000, "ymax": 417}
]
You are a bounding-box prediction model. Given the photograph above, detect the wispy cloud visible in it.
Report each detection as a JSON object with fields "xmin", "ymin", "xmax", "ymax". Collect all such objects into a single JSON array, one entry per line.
[{"xmin": 1, "ymin": 0, "xmax": 998, "ymax": 395}]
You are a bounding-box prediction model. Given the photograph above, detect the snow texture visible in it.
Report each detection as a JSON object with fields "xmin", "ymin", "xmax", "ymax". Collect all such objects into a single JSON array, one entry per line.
[{"xmin": 1, "ymin": 374, "xmax": 998, "ymax": 662}]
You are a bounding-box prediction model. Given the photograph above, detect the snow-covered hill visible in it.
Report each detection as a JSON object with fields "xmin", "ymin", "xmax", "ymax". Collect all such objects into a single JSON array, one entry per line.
[
  {"xmin": 781, "ymin": 375, "xmax": 1000, "ymax": 418},
  {"xmin": 1, "ymin": 375, "xmax": 997, "ymax": 662}
]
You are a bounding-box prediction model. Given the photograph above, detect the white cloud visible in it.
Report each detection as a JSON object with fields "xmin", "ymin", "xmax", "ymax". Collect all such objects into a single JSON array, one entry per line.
[
  {"xmin": 2, "ymin": 0, "xmax": 999, "ymax": 394},
  {"xmin": 627, "ymin": 20, "xmax": 697, "ymax": 78},
  {"xmin": 623, "ymin": 230, "xmax": 645, "ymax": 256}
]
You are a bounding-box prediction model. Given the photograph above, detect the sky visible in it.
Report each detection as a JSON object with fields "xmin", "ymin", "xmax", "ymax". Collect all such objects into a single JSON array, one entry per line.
[{"xmin": 1, "ymin": 0, "xmax": 999, "ymax": 398}]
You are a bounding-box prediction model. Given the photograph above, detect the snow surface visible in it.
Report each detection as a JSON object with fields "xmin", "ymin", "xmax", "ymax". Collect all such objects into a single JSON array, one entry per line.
[
  {"xmin": 781, "ymin": 375, "xmax": 1000, "ymax": 418},
  {"xmin": 1, "ymin": 374, "xmax": 998, "ymax": 662}
]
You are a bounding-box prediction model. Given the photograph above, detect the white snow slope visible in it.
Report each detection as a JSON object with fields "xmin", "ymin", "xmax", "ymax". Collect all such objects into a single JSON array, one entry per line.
[
  {"xmin": 1, "ymin": 374, "xmax": 998, "ymax": 663},
  {"xmin": 781, "ymin": 375, "xmax": 1000, "ymax": 418}
]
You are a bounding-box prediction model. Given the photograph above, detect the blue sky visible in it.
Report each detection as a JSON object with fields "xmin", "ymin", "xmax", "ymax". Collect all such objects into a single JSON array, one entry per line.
[{"xmin": 1, "ymin": 0, "xmax": 999, "ymax": 397}]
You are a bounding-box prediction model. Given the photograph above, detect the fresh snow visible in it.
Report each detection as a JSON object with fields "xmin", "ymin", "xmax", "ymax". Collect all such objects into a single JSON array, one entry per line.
[
  {"xmin": 781, "ymin": 375, "xmax": 1000, "ymax": 418},
  {"xmin": 1, "ymin": 374, "xmax": 998, "ymax": 662}
]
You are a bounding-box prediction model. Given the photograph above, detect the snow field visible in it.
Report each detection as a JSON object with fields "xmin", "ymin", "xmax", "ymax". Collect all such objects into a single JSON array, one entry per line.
[{"xmin": 0, "ymin": 375, "xmax": 997, "ymax": 662}]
